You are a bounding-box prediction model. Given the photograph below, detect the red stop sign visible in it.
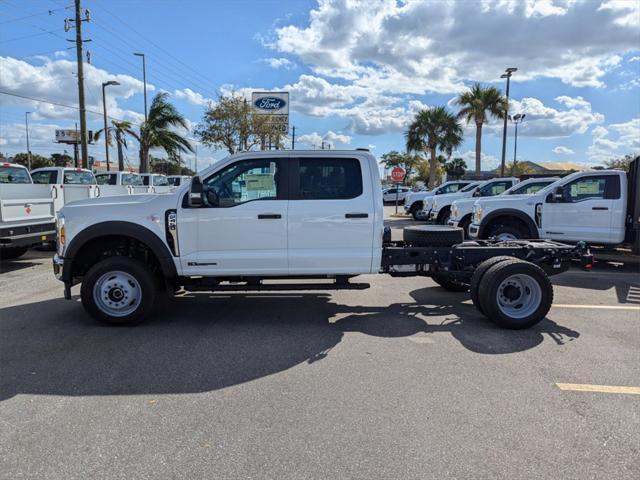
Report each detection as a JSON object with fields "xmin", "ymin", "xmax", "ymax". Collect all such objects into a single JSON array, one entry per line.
[{"xmin": 391, "ymin": 166, "xmax": 406, "ymax": 182}]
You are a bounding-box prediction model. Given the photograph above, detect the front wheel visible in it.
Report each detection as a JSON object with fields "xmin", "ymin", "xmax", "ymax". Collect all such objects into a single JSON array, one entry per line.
[
  {"xmin": 488, "ymin": 223, "xmax": 526, "ymax": 241},
  {"xmin": 477, "ymin": 259, "xmax": 553, "ymax": 329},
  {"xmin": 81, "ymin": 257, "xmax": 158, "ymax": 325}
]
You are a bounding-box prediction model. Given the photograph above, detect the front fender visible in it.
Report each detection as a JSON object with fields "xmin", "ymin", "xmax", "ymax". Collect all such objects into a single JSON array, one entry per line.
[{"xmin": 478, "ymin": 209, "xmax": 539, "ymax": 239}]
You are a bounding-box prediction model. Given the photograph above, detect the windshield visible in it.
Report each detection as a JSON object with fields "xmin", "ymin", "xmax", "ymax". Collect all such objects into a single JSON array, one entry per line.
[
  {"xmin": 63, "ymin": 170, "xmax": 95, "ymax": 185},
  {"xmin": 122, "ymin": 174, "xmax": 143, "ymax": 186},
  {"xmin": 153, "ymin": 175, "xmax": 170, "ymax": 186},
  {"xmin": 460, "ymin": 182, "xmax": 480, "ymax": 192},
  {"xmin": 507, "ymin": 180, "xmax": 555, "ymax": 195},
  {"xmin": 96, "ymin": 173, "xmax": 116, "ymax": 185},
  {"xmin": 0, "ymin": 166, "xmax": 31, "ymax": 184}
]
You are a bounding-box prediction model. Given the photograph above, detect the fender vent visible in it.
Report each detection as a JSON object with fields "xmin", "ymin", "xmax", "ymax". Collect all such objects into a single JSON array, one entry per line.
[{"xmin": 165, "ymin": 209, "xmax": 179, "ymax": 256}]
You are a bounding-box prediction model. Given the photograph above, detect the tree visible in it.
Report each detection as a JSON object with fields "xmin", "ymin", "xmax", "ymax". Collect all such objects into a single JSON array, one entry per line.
[
  {"xmin": 444, "ymin": 157, "xmax": 467, "ymax": 180},
  {"xmin": 498, "ymin": 161, "xmax": 535, "ymax": 176},
  {"xmin": 50, "ymin": 153, "xmax": 73, "ymax": 167},
  {"xmin": 405, "ymin": 107, "xmax": 463, "ymax": 188},
  {"xmin": 604, "ymin": 154, "xmax": 637, "ymax": 172},
  {"xmin": 195, "ymin": 95, "xmax": 287, "ymax": 154},
  {"xmin": 149, "ymin": 154, "xmax": 195, "ymax": 176},
  {"xmin": 94, "ymin": 120, "xmax": 137, "ymax": 171},
  {"xmin": 379, "ymin": 151, "xmax": 423, "ymax": 183},
  {"xmin": 12, "ymin": 152, "xmax": 52, "ymax": 169},
  {"xmin": 136, "ymin": 92, "xmax": 193, "ymax": 173},
  {"xmin": 454, "ymin": 83, "xmax": 507, "ymax": 178}
]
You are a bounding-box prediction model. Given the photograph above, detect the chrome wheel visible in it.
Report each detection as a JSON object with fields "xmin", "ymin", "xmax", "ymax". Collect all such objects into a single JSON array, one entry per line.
[
  {"xmin": 93, "ymin": 270, "xmax": 142, "ymax": 317},
  {"xmin": 496, "ymin": 274, "xmax": 542, "ymax": 319}
]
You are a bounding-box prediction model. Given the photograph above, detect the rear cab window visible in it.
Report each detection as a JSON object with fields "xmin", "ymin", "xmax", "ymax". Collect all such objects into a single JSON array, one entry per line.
[
  {"xmin": 63, "ymin": 170, "xmax": 95, "ymax": 185},
  {"xmin": 0, "ymin": 166, "xmax": 32, "ymax": 184},
  {"xmin": 31, "ymin": 170, "xmax": 57, "ymax": 184},
  {"xmin": 95, "ymin": 173, "xmax": 117, "ymax": 185},
  {"xmin": 152, "ymin": 175, "xmax": 169, "ymax": 186},
  {"xmin": 122, "ymin": 174, "xmax": 143, "ymax": 186},
  {"xmin": 295, "ymin": 157, "xmax": 363, "ymax": 200}
]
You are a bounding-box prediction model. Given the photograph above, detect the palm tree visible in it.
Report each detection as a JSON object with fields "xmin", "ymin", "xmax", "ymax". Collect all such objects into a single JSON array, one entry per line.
[
  {"xmin": 454, "ymin": 83, "xmax": 507, "ymax": 178},
  {"xmin": 405, "ymin": 107, "xmax": 463, "ymax": 188},
  {"xmin": 94, "ymin": 120, "xmax": 136, "ymax": 171},
  {"xmin": 136, "ymin": 92, "xmax": 193, "ymax": 173}
]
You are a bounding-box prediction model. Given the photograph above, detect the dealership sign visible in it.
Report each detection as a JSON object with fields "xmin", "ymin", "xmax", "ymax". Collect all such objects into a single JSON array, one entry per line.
[{"xmin": 252, "ymin": 92, "xmax": 289, "ymax": 115}]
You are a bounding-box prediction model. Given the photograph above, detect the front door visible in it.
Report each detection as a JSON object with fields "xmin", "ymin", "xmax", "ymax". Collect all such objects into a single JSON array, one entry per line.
[
  {"xmin": 178, "ymin": 157, "xmax": 288, "ymax": 276},
  {"xmin": 287, "ymin": 156, "xmax": 375, "ymax": 274},
  {"xmin": 541, "ymin": 174, "xmax": 619, "ymax": 243}
]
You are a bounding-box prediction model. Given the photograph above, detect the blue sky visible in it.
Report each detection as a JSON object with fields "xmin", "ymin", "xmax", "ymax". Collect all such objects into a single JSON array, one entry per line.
[{"xmin": 1, "ymin": 0, "xmax": 639, "ymax": 172}]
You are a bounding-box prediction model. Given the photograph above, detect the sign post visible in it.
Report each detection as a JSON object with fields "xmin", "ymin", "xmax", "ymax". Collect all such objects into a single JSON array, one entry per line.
[{"xmin": 390, "ymin": 166, "xmax": 406, "ymax": 214}]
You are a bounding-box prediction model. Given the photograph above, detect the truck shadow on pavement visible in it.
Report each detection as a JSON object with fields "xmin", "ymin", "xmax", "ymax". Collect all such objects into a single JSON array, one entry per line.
[{"xmin": 0, "ymin": 287, "xmax": 579, "ymax": 401}]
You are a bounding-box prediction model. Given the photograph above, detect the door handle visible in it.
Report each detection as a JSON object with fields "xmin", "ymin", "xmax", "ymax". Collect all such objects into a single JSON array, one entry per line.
[
  {"xmin": 345, "ymin": 213, "xmax": 368, "ymax": 218},
  {"xmin": 257, "ymin": 214, "xmax": 281, "ymax": 219},
  {"xmin": 592, "ymin": 207, "xmax": 608, "ymax": 211}
]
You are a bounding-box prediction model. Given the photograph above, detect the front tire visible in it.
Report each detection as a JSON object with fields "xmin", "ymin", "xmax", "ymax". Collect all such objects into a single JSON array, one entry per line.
[
  {"xmin": 81, "ymin": 257, "xmax": 158, "ymax": 326},
  {"xmin": 477, "ymin": 259, "xmax": 553, "ymax": 329}
]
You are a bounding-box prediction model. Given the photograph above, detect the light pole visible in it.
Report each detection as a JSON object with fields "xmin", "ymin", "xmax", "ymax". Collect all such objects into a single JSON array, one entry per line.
[
  {"xmin": 24, "ymin": 112, "xmax": 32, "ymax": 170},
  {"xmin": 499, "ymin": 67, "xmax": 517, "ymax": 177},
  {"xmin": 133, "ymin": 52, "xmax": 148, "ymax": 124},
  {"xmin": 102, "ymin": 80, "xmax": 120, "ymax": 171},
  {"xmin": 509, "ymin": 113, "xmax": 525, "ymax": 174}
]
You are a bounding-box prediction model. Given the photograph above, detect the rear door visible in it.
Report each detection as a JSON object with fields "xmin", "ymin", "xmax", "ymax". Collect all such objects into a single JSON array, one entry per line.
[
  {"xmin": 287, "ymin": 155, "xmax": 375, "ymax": 274},
  {"xmin": 541, "ymin": 174, "xmax": 618, "ymax": 243}
]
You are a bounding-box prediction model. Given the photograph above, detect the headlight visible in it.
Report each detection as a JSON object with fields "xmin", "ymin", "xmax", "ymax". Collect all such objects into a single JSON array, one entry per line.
[
  {"xmin": 432, "ymin": 200, "xmax": 438, "ymax": 211},
  {"xmin": 56, "ymin": 214, "xmax": 65, "ymax": 255},
  {"xmin": 451, "ymin": 205, "xmax": 459, "ymax": 219},
  {"xmin": 473, "ymin": 206, "xmax": 483, "ymax": 224}
]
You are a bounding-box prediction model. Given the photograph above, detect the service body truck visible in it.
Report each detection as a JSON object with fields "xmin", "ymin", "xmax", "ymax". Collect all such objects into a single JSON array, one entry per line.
[
  {"xmin": 53, "ymin": 151, "xmax": 592, "ymax": 329},
  {"xmin": 167, "ymin": 175, "xmax": 192, "ymax": 187},
  {"xmin": 0, "ymin": 163, "xmax": 56, "ymax": 259},
  {"xmin": 95, "ymin": 171, "xmax": 147, "ymax": 196},
  {"xmin": 31, "ymin": 167, "xmax": 97, "ymax": 215},
  {"xmin": 139, "ymin": 173, "xmax": 172, "ymax": 194},
  {"xmin": 469, "ymin": 167, "xmax": 638, "ymax": 244},
  {"xmin": 404, "ymin": 181, "xmax": 472, "ymax": 220},
  {"xmin": 426, "ymin": 178, "xmax": 518, "ymax": 225},
  {"xmin": 449, "ymin": 177, "xmax": 559, "ymax": 236}
]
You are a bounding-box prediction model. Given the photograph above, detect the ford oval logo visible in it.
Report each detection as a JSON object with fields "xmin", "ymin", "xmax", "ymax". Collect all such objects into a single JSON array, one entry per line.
[{"xmin": 254, "ymin": 97, "xmax": 286, "ymax": 111}]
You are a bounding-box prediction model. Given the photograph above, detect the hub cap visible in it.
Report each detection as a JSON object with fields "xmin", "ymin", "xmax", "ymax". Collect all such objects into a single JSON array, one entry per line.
[
  {"xmin": 496, "ymin": 232, "xmax": 518, "ymax": 241},
  {"xmin": 93, "ymin": 270, "xmax": 142, "ymax": 317},
  {"xmin": 496, "ymin": 274, "xmax": 542, "ymax": 319}
]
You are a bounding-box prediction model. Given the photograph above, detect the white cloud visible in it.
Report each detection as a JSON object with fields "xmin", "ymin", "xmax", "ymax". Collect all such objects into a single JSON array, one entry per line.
[
  {"xmin": 297, "ymin": 132, "xmax": 323, "ymax": 149},
  {"xmin": 267, "ymin": 0, "xmax": 639, "ymax": 91},
  {"xmin": 588, "ymin": 117, "xmax": 640, "ymax": 162},
  {"xmin": 324, "ymin": 130, "xmax": 351, "ymax": 145},
  {"xmin": 174, "ymin": 88, "xmax": 211, "ymax": 106},
  {"xmin": 263, "ymin": 57, "xmax": 296, "ymax": 70},
  {"xmin": 459, "ymin": 150, "xmax": 500, "ymax": 170},
  {"xmin": 553, "ymin": 146, "xmax": 575, "ymax": 155},
  {"xmin": 297, "ymin": 130, "xmax": 352, "ymax": 149}
]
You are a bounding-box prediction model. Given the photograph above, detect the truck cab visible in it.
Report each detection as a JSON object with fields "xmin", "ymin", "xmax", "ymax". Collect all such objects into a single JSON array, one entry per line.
[
  {"xmin": 404, "ymin": 180, "xmax": 471, "ymax": 220},
  {"xmin": 167, "ymin": 175, "xmax": 192, "ymax": 187},
  {"xmin": 139, "ymin": 173, "xmax": 172, "ymax": 194},
  {"xmin": 0, "ymin": 163, "xmax": 56, "ymax": 259},
  {"xmin": 31, "ymin": 167, "xmax": 96, "ymax": 215},
  {"xmin": 95, "ymin": 171, "xmax": 147, "ymax": 196},
  {"xmin": 449, "ymin": 177, "xmax": 559, "ymax": 236},
  {"xmin": 428, "ymin": 178, "xmax": 518, "ymax": 225},
  {"xmin": 469, "ymin": 170, "xmax": 628, "ymax": 244}
]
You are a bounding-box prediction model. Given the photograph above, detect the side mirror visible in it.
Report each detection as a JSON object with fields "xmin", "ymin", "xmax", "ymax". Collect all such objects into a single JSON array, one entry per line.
[
  {"xmin": 472, "ymin": 190, "xmax": 481, "ymax": 197},
  {"xmin": 188, "ymin": 176, "xmax": 204, "ymax": 207},
  {"xmin": 552, "ymin": 186, "xmax": 564, "ymax": 203}
]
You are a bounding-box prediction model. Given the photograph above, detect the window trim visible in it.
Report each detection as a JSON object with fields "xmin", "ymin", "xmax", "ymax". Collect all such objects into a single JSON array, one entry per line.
[
  {"xmin": 289, "ymin": 156, "xmax": 364, "ymax": 201},
  {"xmin": 562, "ymin": 174, "xmax": 620, "ymax": 203}
]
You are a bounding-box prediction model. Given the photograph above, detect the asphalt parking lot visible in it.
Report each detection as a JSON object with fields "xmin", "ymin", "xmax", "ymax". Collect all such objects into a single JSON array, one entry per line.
[{"xmin": 1, "ymin": 207, "xmax": 639, "ymax": 480}]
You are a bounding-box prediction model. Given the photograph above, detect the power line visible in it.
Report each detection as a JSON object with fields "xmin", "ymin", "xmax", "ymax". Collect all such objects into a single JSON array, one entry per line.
[
  {"xmin": 0, "ymin": 6, "xmax": 70, "ymax": 25},
  {"xmin": 0, "ymin": 30, "xmax": 58, "ymax": 43}
]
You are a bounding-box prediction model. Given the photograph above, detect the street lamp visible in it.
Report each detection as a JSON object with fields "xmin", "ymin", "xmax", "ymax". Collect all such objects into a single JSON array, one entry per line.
[
  {"xmin": 500, "ymin": 67, "xmax": 518, "ymax": 177},
  {"xmin": 102, "ymin": 80, "xmax": 120, "ymax": 171},
  {"xmin": 133, "ymin": 52, "xmax": 148, "ymax": 124},
  {"xmin": 509, "ymin": 113, "xmax": 526, "ymax": 174},
  {"xmin": 24, "ymin": 112, "xmax": 32, "ymax": 170}
]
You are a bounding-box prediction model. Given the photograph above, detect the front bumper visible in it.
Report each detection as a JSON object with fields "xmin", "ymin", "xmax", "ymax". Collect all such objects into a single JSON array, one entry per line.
[
  {"xmin": 53, "ymin": 254, "xmax": 64, "ymax": 280},
  {"xmin": 468, "ymin": 224, "xmax": 480, "ymax": 239},
  {"xmin": 428, "ymin": 210, "xmax": 438, "ymax": 222},
  {"xmin": 448, "ymin": 219, "xmax": 460, "ymax": 227}
]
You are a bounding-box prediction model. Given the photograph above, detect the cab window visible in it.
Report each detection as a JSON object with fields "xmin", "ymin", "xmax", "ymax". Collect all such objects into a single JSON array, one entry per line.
[
  {"xmin": 0, "ymin": 166, "xmax": 32, "ymax": 184},
  {"xmin": 31, "ymin": 170, "xmax": 57, "ymax": 184},
  {"xmin": 96, "ymin": 173, "xmax": 116, "ymax": 185},
  {"xmin": 122, "ymin": 174, "xmax": 143, "ymax": 186},
  {"xmin": 509, "ymin": 181, "xmax": 552, "ymax": 195},
  {"xmin": 438, "ymin": 182, "xmax": 467, "ymax": 194},
  {"xmin": 152, "ymin": 175, "xmax": 169, "ymax": 186},
  {"xmin": 561, "ymin": 175, "xmax": 620, "ymax": 202},
  {"xmin": 296, "ymin": 157, "xmax": 362, "ymax": 200},
  {"xmin": 63, "ymin": 170, "xmax": 95, "ymax": 185},
  {"xmin": 202, "ymin": 158, "xmax": 281, "ymax": 207},
  {"xmin": 478, "ymin": 181, "xmax": 511, "ymax": 196}
]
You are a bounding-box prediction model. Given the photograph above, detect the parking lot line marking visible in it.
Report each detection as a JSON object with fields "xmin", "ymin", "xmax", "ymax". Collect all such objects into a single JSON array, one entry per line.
[
  {"xmin": 552, "ymin": 304, "xmax": 640, "ymax": 311},
  {"xmin": 556, "ymin": 383, "xmax": 640, "ymax": 395}
]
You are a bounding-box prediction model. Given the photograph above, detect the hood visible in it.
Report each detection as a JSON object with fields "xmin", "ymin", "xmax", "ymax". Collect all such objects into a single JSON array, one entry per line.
[
  {"xmin": 476, "ymin": 193, "xmax": 533, "ymax": 205},
  {"xmin": 63, "ymin": 194, "xmax": 162, "ymax": 209},
  {"xmin": 432, "ymin": 190, "xmax": 471, "ymax": 202}
]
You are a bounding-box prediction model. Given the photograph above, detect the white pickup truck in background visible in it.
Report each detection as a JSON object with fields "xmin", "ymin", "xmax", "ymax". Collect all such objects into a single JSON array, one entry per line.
[
  {"xmin": 427, "ymin": 178, "xmax": 519, "ymax": 225},
  {"xmin": 448, "ymin": 177, "xmax": 559, "ymax": 236},
  {"xmin": 469, "ymin": 165, "xmax": 639, "ymax": 245},
  {"xmin": 31, "ymin": 167, "xmax": 97, "ymax": 216},
  {"xmin": 403, "ymin": 180, "xmax": 472, "ymax": 220},
  {"xmin": 0, "ymin": 163, "xmax": 56, "ymax": 259},
  {"xmin": 140, "ymin": 173, "xmax": 172, "ymax": 194},
  {"xmin": 95, "ymin": 171, "xmax": 148, "ymax": 196}
]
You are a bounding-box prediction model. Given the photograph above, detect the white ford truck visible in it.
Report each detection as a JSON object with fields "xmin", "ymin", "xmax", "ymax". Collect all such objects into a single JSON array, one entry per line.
[
  {"xmin": 427, "ymin": 178, "xmax": 519, "ymax": 225},
  {"xmin": 52, "ymin": 150, "xmax": 592, "ymax": 329},
  {"xmin": 403, "ymin": 180, "xmax": 472, "ymax": 220},
  {"xmin": 469, "ymin": 166, "xmax": 639, "ymax": 245},
  {"xmin": 0, "ymin": 163, "xmax": 56, "ymax": 259},
  {"xmin": 31, "ymin": 167, "xmax": 97, "ymax": 216},
  {"xmin": 448, "ymin": 177, "xmax": 559, "ymax": 236}
]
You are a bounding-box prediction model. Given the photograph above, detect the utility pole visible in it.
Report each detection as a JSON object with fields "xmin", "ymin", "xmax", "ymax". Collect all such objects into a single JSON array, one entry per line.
[
  {"xmin": 102, "ymin": 81, "xmax": 120, "ymax": 171},
  {"xmin": 133, "ymin": 53, "xmax": 148, "ymax": 123},
  {"xmin": 74, "ymin": 122, "xmax": 79, "ymax": 167},
  {"xmin": 291, "ymin": 126, "xmax": 296, "ymax": 150},
  {"xmin": 321, "ymin": 140, "xmax": 325, "ymax": 150},
  {"xmin": 499, "ymin": 67, "xmax": 517, "ymax": 177},
  {"xmin": 66, "ymin": 0, "xmax": 91, "ymax": 168},
  {"xmin": 24, "ymin": 112, "xmax": 32, "ymax": 170},
  {"xmin": 194, "ymin": 144, "xmax": 198, "ymax": 173},
  {"xmin": 510, "ymin": 113, "xmax": 525, "ymax": 174}
]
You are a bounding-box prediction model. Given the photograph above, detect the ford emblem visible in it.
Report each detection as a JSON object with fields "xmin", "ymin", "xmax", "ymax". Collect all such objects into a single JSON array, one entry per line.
[{"xmin": 254, "ymin": 97, "xmax": 286, "ymax": 111}]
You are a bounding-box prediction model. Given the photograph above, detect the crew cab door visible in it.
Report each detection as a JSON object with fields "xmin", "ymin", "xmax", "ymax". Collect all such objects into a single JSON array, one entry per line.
[
  {"xmin": 178, "ymin": 156, "xmax": 289, "ymax": 276},
  {"xmin": 287, "ymin": 155, "xmax": 375, "ymax": 274},
  {"xmin": 540, "ymin": 174, "xmax": 620, "ymax": 243}
]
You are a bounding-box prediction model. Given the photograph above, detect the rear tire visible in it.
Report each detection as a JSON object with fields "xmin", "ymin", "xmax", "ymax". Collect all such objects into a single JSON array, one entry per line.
[
  {"xmin": 469, "ymin": 256, "xmax": 517, "ymax": 314},
  {"xmin": 403, "ymin": 225, "xmax": 464, "ymax": 247},
  {"xmin": 477, "ymin": 259, "xmax": 553, "ymax": 329},
  {"xmin": 81, "ymin": 256, "xmax": 158, "ymax": 326},
  {"xmin": 432, "ymin": 274, "xmax": 469, "ymax": 292},
  {"xmin": 0, "ymin": 246, "xmax": 29, "ymax": 260}
]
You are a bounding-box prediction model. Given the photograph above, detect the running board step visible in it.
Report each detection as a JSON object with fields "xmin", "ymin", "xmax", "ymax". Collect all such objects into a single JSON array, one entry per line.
[{"xmin": 185, "ymin": 282, "xmax": 370, "ymax": 292}]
